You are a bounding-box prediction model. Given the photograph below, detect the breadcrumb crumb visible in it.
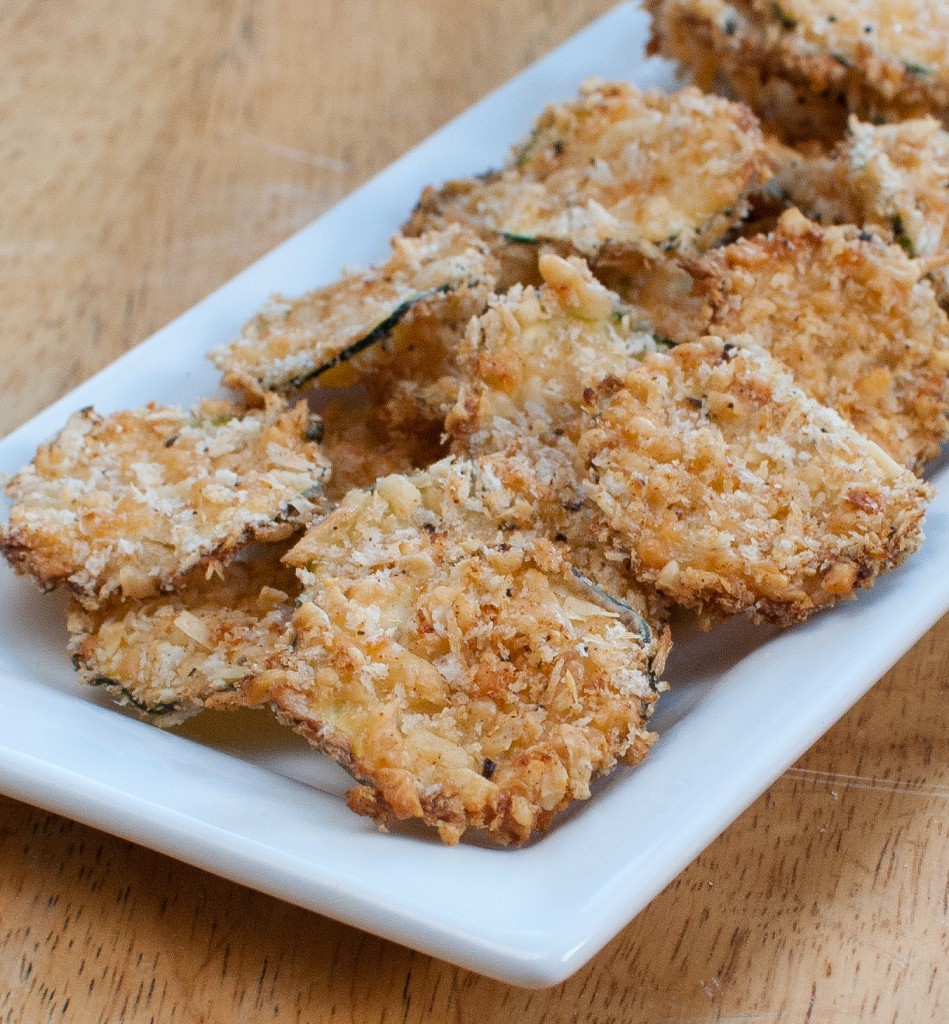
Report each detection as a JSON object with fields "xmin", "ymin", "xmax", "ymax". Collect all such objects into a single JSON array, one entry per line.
[
  {"xmin": 578, "ymin": 337, "xmax": 932, "ymax": 624},
  {"xmin": 1, "ymin": 396, "xmax": 329, "ymax": 607},
  {"xmin": 269, "ymin": 457, "xmax": 667, "ymax": 846},
  {"xmin": 68, "ymin": 550, "xmax": 298, "ymax": 726}
]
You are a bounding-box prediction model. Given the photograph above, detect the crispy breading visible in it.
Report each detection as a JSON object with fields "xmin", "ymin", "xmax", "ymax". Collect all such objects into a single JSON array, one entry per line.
[
  {"xmin": 405, "ymin": 80, "xmax": 769, "ymax": 265},
  {"xmin": 67, "ymin": 551, "xmax": 298, "ymax": 726},
  {"xmin": 448, "ymin": 254, "xmax": 658, "ymax": 450},
  {"xmin": 446, "ymin": 254, "xmax": 669, "ymax": 612},
  {"xmin": 646, "ymin": 0, "xmax": 949, "ymax": 143},
  {"xmin": 210, "ymin": 226, "xmax": 496, "ymax": 400},
  {"xmin": 451, "ymin": 253, "xmax": 932, "ymax": 624},
  {"xmin": 264, "ymin": 457, "xmax": 667, "ymax": 846},
  {"xmin": 1, "ymin": 396, "xmax": 329, "ymax": 608},
  {"xmin": 698, "ymin": 209, "xmax": 949, "ymax": 470},
  {"xmin": 776, "ymin": 115, "xmax": 949, "ymax": 303},
  {"xmin": 319, "ymin": 399, "xmax": 443, "ymax": 503},
  {"xmin": 577, "ymin": 337, "xmax": 932, "ymax": 625}
]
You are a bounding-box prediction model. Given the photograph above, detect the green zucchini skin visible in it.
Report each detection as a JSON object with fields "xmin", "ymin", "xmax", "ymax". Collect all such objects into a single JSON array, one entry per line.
[
  {"xmin": 89, "ymin": 675, "xmax": 183, "ymax": 717},
  {"xmin": 285, "ymin": 283, "xmax": 454, "ymax": 391},
  {"xmin": 500, "ymin": 231, "xmax": 541, "ymax": 245},
  {"xmin": 88, "ymin": 674, "xmax": 237, "ymax": 718},
  {"xmin": 569, "ymin": 567, "xmax": 653, "ymax": 646}
]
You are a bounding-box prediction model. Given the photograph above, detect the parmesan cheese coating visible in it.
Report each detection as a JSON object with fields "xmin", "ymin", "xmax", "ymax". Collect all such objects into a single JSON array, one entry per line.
[
  {"xmin": 578, "ymin": 338, "xmax": 932, "ymax": 624},
  {"xmin": 210, "ymin": 226, "xmax": 496, "ymax": 400},
  {"xmin": 646, "ymin": 0, "xmax": 949, "ymax": 142},
  {"xmin": 267, "ymin": 457, "xmax": 667, "ymax": 846},
  {"xmin": 1, "ymin": 397, "xmax": 329, "ymax": 608},
  {"xmin": 406, "ymin": 80, "xmax": 769, "ymax": 262},
  {"xmin": 776, "ymin": 115, "xmax": 949, "ymax": 304},
  {"xmin": 67, "ymin": 551, "xmax": 298, "ymax": 726},
  {"xmin": 699, "ymin": 209, "xmax": 949, "ymax": 470}
]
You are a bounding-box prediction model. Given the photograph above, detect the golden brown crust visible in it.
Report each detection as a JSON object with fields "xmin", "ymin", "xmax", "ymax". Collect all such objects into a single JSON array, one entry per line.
[
  {"xmin": 360, "ymin": 295, "xmax": 478, "ymax": 440},
  {"xmin": 1, "ymin": 396, "xmax": 329, "ymax": 608},
  {"xmin": 448, "ymin": 254, "xmax": 659, "ymax": 450},
  {"xmin": 445, "ymin": 254, "xmax": 672, "ymax": 613},
  {"xmin": 67, "ymin": 550, "xmax": 299, "ymax": 726},
  {"xmin": 775, "ymin": 115, "xmax": 949, "ymax": 303},
  {"xmin": 210, "ymin": 226, "xmax": 496, "ymax": 400},
  {"xmin": 646, "ymin": 0, "xmax": 949, "ymax": 143},
  {"xmin": 698, "ymin": 209, "xmax": 949, "ymax": 470},
  {"xmin": 405, "ymin": 80, "xmax": 770, "ymax": 262},
  {"xmin": 577, "ymin": 337, "xmax": 932, "ymax": 624},
  {"xmin": 268, "ymin": 458, "xmax": 666, "ymax": 846}
]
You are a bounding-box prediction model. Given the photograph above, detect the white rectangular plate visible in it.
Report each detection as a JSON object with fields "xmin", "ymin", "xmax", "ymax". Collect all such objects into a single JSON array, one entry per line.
[{"xmin": 2, "ymin": 2, "xmax": 949, "ymax": 988}]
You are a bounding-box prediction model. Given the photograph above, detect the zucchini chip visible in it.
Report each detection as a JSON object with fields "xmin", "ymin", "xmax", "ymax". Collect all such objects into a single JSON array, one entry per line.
[
  {"xmin": 447, "ymin": 253, "xmax": 669, "ymax": 614},
  {"xmin": 210, "ymin": 226, "xmax": 496, "ymax": 400},
  {"xmin": 263, "ymin": 457, "xmax": 667, "ymax": 846},
  {"xmin": 646, "ymin": 0, "xmax": 949, "ymax": 143},
  {"xmin": 448, "ymin": 252, "xmax": 659, "ymax": 451},
  {"xmin": 1, "ymin": 396, "xmax": 329, "ymax": 608},
  {"xmin": 775, "ymin": 115, "xmax": 949, "ymax": 305},
  {"xmin": 698, "ymin": 209, "xmax": 949, "ymax": 471},
  {"xmin": 68, "ymin": 550, "xmax": 298, "ymax": 726},
  {"xmin": 405, "ymin": 80, "xmax": 769, "ymax": 265},
  {"xmin": 578, "ymin": 337, "xmax": 932, "ymax": 625}
]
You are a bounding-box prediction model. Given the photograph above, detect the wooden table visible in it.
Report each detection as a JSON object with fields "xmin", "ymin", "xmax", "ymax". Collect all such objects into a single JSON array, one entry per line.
[{"xmin": 1, "ymin": 1, "xmax": 947, "ymax": 1019}]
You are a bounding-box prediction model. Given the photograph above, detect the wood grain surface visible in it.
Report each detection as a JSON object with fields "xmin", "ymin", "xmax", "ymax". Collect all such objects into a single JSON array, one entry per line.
[{"xmin": 0, "ymin": 1, "xmax": 947, "ymax": 1020}]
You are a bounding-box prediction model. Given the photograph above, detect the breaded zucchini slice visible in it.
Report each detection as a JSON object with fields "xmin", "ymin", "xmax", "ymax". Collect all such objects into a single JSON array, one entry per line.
[
  {"xmin": 264, "ymin": 458, "xmax": 667, "ymax": 846},
  {"xmin": 210, "ymin": 226, "xmax": 495, "ymax": 400},
  {"xmin": 646, "ymin": 0, "xmax": 949, "ymax": 143},
  {"xmin": 577, "ymin": 337, "xmax": 932, "ymax": 625},
  {"xmin": 67, "ymin": 551, "xmax": 298, "ymax": 726},
  {"xmin": 776, "ymin": 116, "xmax": 949, "ymax": 303},
  {"xmin": 447, "ymin": 254, "xmax": 672, "ymax": 619},
  {"xmin": 700, "ymin": 209, "xmax": 949, "ymax": 470},
  {"xmin": 1, "ymin": 396, "xmax": 329, "ymax": 608},
  {"xmin": 405, "ymin": 80, "xmax": 769, "ymax": 263},
  {"xmin": 448, "ymin": 252, "xmax": 659, "ymax": 451}
]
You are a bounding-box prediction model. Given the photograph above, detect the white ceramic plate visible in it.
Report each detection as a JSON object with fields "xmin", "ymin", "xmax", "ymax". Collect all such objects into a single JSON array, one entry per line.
[{"xmin": 2, "ymin": 2, "xmax": 949, "ymax": 988}]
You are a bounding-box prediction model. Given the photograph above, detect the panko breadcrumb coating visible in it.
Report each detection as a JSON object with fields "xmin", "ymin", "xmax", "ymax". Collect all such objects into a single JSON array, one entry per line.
[
  {"xmin": 699, "ymin": 209, "xmax": 949, "ymax": 470},
  {"xmin": 405, "ymin": 80, "xmax": 769, "ymax": 266},
  {"xmin": 1, "ymin": 397, "xmax": 329, "ymax": 608},
  {"xmin": 449, "ymin": 253, "xmax": 659, "ymax": 452},
  {"xmin": 262, "ymin": 457, "xmax": 667, "ymax": 846},
  {"xmin": 578, "ymin": 337, "xmax": 932, "ymax": 624},
  {"xmin": 591, "ymin": 242, "xmax": 712, "ymax": 351},
  {"xmin": 447, "ymin": 254, "xmax": 668, "ymax": 612},
  {"xmin": 646, "ymin": 0, "xmax": 949, "ymax": 143},
  {"xmin": 776, "ymin": 115, "xmax": 949, "ymax": 304},
  {"xmin": 360, "ymin": 296, "xmax": 478, "ymax": 439},
  {"xmin": 210, "ymin": 226, "xmax": 496, "ymax": 401},
  {"xmin": 67, "ymin": 551, "xmax": 299, "ymax": 726}
]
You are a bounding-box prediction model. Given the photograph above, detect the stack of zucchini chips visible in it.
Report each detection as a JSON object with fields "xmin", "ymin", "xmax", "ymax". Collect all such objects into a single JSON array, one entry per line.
[{"xmin": 6, "ymin": 28, "xmax": 949, "ymax": 844}]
